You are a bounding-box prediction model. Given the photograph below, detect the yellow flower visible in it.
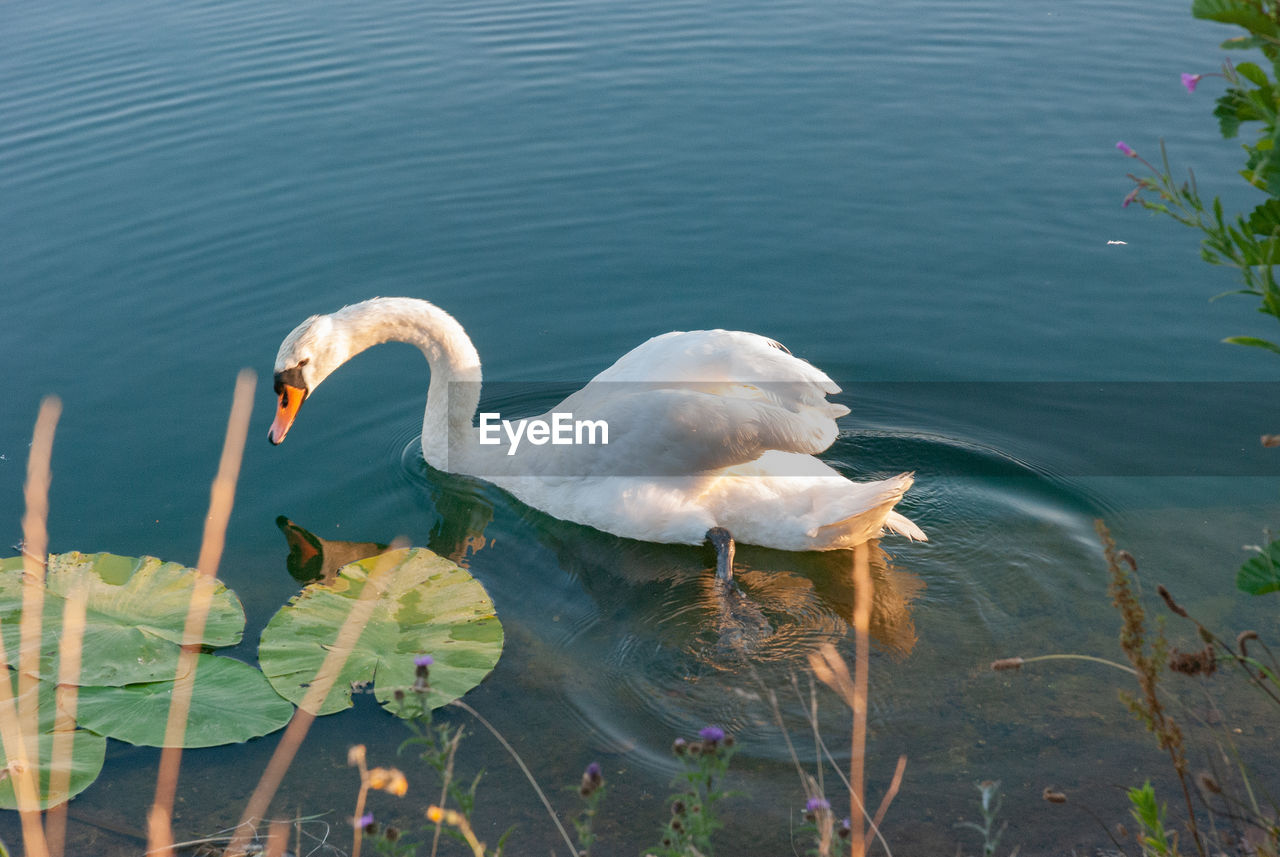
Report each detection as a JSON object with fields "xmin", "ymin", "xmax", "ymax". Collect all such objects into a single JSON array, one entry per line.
[{"xmin": 369, "ymin": 766, "xmax": 409, "ymax": 797}]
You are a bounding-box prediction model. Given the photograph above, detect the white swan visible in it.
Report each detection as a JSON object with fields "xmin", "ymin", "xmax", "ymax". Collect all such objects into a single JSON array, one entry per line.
[{"xmin": 268, "ymin": 297, "xmax": 925, "ymax": 563}]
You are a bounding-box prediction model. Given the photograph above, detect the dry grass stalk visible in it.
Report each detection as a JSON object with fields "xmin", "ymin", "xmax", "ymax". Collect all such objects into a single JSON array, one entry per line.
[
  {"xmin": 447, "ymin": 699, "xmax": 579, "ymax": 857},
  {"xmin": 223, "ymin": 539, "xmax": 408, "ymax": 857},
  {"xmin": 426, "ymin": 805, "xmax": 486, "ymax": 857},
  {"xmin": 0, "ymin": 624, "xmax": 49, "ymax": 857},
  {"xmin": 806, "ymin": 541, "xmax": 875, "ymax": 857},
  {"xmin": 349, "ymin": 745, "xmax": 370, "ymax": 857},
  {"xmin": 866, "ymin": 754, "xmax": 907, "ymax": 850},
  {"xmin": 0, "ymin": 396, "xmax": 64, "ymax": 857},
  {"xmin": 19, "ymin": 398, "xmax": 62, "ymax": 825},
  {"xmin": 149, "ymin": 369, "xmax": 256, "ymax": 857},
  {"xmin": 1097, "ymin": 520, "xmax": 1204, "ymax": 857},
  {"xmin": 45, "ymin": 584, "xmax": 88, "ymax": 857},
  {"xmin": 264, "ymin": 818, "xmax": 290, "ymax": 857},
  {"xmin": 849, "ymin": 541, "xmax": 872, "ymax": 857}
]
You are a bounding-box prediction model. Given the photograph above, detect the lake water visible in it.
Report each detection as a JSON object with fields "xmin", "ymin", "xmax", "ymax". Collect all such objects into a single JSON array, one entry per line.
[{"xmin": 3, "ymin": 0, "xmax": 1279, "ymax": 853}]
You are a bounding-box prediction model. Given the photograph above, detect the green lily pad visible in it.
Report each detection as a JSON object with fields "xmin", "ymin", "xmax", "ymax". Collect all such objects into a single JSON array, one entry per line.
[
  {"xmin": 1237, "ymin": 538, "xmax": 1280, "ymax": 595},
  {"xmin": 75, "ymin": 655, "xmax": 295, "ymax": 747},
  {"xmin": 259, "ymin": 547, "xmax": 503, "ymax": 717},
  {"xmin": 0, "ymin": 679, "xmax": 107, "ymax": 810},
  {"xmin": 0, "ymin": 552, "xmax": 245, "ymax": 686}
]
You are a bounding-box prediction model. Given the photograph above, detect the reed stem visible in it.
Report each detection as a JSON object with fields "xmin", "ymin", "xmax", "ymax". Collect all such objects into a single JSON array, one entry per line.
[{"xmin": 150, "ymin": 370, "xmax": 255, "ymax": 857}]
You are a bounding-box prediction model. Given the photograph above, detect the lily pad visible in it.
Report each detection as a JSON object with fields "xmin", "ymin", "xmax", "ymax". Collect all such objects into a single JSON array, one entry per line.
[
  {"xmin": 0, "ymin": 552, "xmax": 245, "ymax": 686},
  {"xmin": 259, "ymin": 547, "xmax": 503, "ymax": 717},
  {"xmin": 75, "ymin": 655, "xmax": 295, "ymax": 747},
  {"xmin": 0, "ymin": 679, "xmax": 107, "ymax": 810},
  {"xmin": 1237, "ymin": 538, "xmax": 1280, "ymax": 595}
]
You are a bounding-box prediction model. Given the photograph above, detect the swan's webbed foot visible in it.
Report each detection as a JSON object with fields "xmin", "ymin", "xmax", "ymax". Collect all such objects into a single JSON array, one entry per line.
[{"xmin": 706, "ymin": 527, "xmax": 736, "ymax": 584}]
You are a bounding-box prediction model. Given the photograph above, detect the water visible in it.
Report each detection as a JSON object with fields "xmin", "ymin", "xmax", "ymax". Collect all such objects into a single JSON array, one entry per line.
[{"xmin": 3, "ymin": 0, "xmax": 1278, "ymax": 852}]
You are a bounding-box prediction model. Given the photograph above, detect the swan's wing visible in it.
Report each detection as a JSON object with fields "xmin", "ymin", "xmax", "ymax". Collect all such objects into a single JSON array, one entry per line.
[
  {"xmin": 577, "ymin": 329, "xmax": 848, "ymax": 416},
  {"xmin": 544, "ymin": 331, "xmax": 850, "ymax": 474}
]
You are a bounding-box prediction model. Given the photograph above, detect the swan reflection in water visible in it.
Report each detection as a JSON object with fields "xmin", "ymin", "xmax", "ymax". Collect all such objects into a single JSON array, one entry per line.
[{"xmin": 276, "ymin": 462, "xmax": 923, "ymax": 666}]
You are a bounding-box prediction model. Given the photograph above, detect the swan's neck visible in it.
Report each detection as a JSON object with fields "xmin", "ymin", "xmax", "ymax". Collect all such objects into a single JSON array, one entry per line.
[{"xmin": 326, "ymin": 298, "xmax": 481, "ymax": 469}]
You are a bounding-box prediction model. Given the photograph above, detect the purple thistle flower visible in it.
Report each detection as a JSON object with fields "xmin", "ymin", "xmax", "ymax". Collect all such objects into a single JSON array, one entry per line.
[
  {"xmin": 806, "ymin": 796, "xmax": 830, "ymax": 813},
  {"xmin": 414, "ymin": 654, "xmax": 434, "ymax": 667},
  {"xmin": 1116, "ymin": 141, "xmax": 1137, "ymax": 158},
  {"xmin": 580, "ymin": 761, "xmax": 604, "ymax": 796},
  {"xmin": 1181, "ymin": 73, "xmax": 1202, "ymax": 93},
  {"xmin": 1122, "ymin": 187, "xmax": 1141, "ymax": 208},
  {"xmin": 357, "ymin": 812, "xmax": 374, "ymax": 828},
  {"xmin": 699, "ymin": 725, "xmax": 725, "ymax": 743}
]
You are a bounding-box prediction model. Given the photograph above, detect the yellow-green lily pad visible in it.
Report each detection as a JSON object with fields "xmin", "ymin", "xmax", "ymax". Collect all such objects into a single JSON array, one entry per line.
[
  {"xmin": 75, "ymin": 655, "xmax": 295, "ymax": 747},
  {"xmin": 0, "ymin": 678, "xmax": 106, "ymax": 810},
  {"xmin": 258, "ymin": 547, "xmax": 503, "ymax": 717},
  {"xmin": 0, "ymin": 552, "xmax": 245, "ymax": 686}
]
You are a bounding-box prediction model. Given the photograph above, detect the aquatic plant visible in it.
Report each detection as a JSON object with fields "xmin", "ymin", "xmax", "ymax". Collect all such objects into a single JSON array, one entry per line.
[
  {"xmin": 955, "ymin": 780, "xmax": 1007, "ymax": 857},
  {"xmin": 645, "ymin": 726, "xmax": 738, "ymax": 857},
  {"xmin": 395, "ymin": 658, "xmax": 513, "ymax": 857},
  {"xmin": 0, "ymin": 382, "xmax": 517, "ymax": 857},
  {"xmin": 1117, "ymin": 0, "xmax": 1280, "ymax": 354},
  {"xmin": 992, "ymin": 523, "xmax": 1280, "ymax": 857},
  {"xmin": 258, "ymin": 546, "xmax": 504, "ymax": 717},
  {"xmin": 1128, "ymin": 781, "xmax": 1182, "ymax": 857},
  {"xmin": 572, "ymin": 761, "xmax": 606, "ymax": 857},
  {"xmin": 348, "ymin": 743, "xmax": 409, "ymax": 857},
  {"xmin": 1236, "ymin": 532, "xmax": 1280, "ymax": 595}
]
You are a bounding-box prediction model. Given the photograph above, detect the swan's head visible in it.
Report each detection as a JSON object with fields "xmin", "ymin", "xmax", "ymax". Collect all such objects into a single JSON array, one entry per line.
[{"xmin": 268, "ymin": 312, "xmax": 351, "ymax": 445}]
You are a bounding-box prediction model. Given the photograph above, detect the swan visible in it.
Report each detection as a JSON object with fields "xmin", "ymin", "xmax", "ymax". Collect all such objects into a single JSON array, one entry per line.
[{"xmin": 268, "ymin": 297, "xmax": 924, "ymax": 575}]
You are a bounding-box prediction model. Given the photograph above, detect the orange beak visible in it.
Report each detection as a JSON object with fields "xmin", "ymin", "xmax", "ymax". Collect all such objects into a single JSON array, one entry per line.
[{"xmin": 268, "ymin": 384, "xmax": 307, "ymax": 445}]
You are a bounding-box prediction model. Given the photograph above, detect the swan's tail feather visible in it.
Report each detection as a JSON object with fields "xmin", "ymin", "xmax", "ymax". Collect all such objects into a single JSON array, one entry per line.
[
  {"xmin": 884, "ymin": 510, "xmax": 927, "ymax": 541},
  {"xmin": 804, "ymin": 472, "xmax": 924, "ymax": 545}
]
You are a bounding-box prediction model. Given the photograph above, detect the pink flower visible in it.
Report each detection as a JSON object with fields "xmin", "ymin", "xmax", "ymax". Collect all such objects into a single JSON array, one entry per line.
[
  {"xmin": 1116, "ymin": 141, "xmax": 1137, "ymax": 157},
  {"xmin": 1181, "ymin": 73, "xmax": 1202, "ymax": 93},
  {"xmin": 1123, "ymin": 187, "xmax": 1141, "ymax": 208}
]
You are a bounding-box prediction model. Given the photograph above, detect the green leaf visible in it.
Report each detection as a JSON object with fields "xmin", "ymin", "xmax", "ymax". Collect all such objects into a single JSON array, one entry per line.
[
  {"xmin": 1235, "ymin": 61, "xmax": 1271, "ymax": 86},
  {"xmin": 1246, "ymin": 197, "xmax": 1280, "ymax": 235},
  {"xmin": 0, "ymin": 679, "xmax": 107, "ymax": 810},
  {"xmin": 0, "ymin": 553, "xmax": 245, "ymax": 686},
  {"xmin": 1193, "ymin": 0, "xmax": 1280, "ymax": 37},
  {"xmin": 1222, "ymin": 35, "xmax": 1274, "ymax": 50},
  {"xmin": 1215, "ymin": 89, "xmax": 1251, "ymax": 137},
  {"xmin": 258, "ymin": 547, "xmax": 503, "ymax": 717},
  {"xmin": 75, "ymin": 655, "xmax": 294, "ymax": 747},
  {"xmin": 1223, "ymin": 335, "xmax": 1280, "ymax": 353},
  {"xmin": 1237, "ymin": 539, "xmax": 1280, "ymax": 594}
]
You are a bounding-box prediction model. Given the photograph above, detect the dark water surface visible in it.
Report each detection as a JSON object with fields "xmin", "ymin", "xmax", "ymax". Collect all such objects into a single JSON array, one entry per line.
[{"xmin": 3, "ymin": 0, "xmax": 1278, "ymax": 853}]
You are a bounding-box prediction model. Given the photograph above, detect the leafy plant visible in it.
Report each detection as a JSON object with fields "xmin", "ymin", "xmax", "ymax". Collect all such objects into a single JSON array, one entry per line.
[
  {"xmin": 1128, "ymin": 781, "xmax": 1182, "ymax": 857},
  {"xmin": 956, "ymin": 781, "xmax": 1008, "ymax": 857},
  {"xmin": 572, "ymin": 761, "xmax": 606, "ymax": 857},
  {"xmin": 1119, "ymin": 0, "xmax": 1280, "ymax": 352},
  {"xmin": 646, "ymin": 726, "xmax": 737, "ymax": 857},
  {"xmin": 1236, "ymin": 535, "xmax": 1280, "ymax": 594}
]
